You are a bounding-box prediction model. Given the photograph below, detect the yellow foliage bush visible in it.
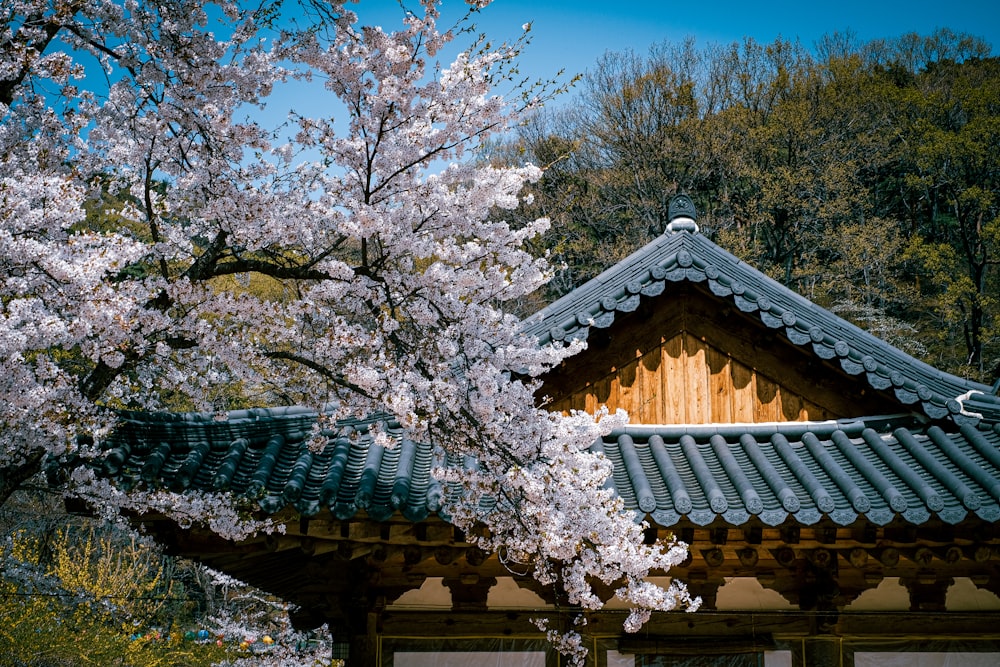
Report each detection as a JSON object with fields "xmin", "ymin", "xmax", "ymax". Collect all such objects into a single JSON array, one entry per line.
[{"xmin": 0, "ymin": 526, "xmax": 228, "ymax": 666}]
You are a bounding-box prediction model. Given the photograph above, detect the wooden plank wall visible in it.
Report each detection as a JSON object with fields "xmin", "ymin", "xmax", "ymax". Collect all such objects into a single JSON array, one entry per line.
[{"xmin": 548, "ymin": 332, "xmax": 833, "ymax": 424}]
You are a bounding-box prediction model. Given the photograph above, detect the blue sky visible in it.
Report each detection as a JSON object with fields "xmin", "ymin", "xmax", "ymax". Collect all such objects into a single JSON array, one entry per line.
[
  {"xmin": 360, "ymin": 0, "xmax": 999, "ymax": 85},
  {"xmin": 260, "ymin": 1, "xmax": 998, "ymax": 138}
]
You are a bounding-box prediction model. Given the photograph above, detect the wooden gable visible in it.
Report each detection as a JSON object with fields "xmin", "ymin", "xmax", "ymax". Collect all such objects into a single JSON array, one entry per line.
[{"xmin": 539, "ymin": 282, "xmax": 902, "ymax": 424}]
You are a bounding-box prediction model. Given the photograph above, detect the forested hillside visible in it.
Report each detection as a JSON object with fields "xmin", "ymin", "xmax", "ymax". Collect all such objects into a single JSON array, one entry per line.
[{"xmin": 504, "ymin": 30, "xmax": 999, "ymax": 384}]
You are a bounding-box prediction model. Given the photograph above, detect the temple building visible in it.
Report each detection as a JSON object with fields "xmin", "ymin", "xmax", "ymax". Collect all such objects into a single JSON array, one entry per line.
[{"xmin": 95, "ymin": 195, "xmax": 1000, "ymax": 666}]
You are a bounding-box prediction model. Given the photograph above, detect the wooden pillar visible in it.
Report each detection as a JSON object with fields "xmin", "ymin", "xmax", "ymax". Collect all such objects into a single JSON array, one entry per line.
[
  {"xmin": 344, "ymin": 606, "xmax": 382, "ymax": 665},
  {"xmin": 801, "ymin": 636, "xmax": 841, "ymax": 667},
  {"xmin": 337, "ymin": 560, "xmax": 377, "ymax": 666}
]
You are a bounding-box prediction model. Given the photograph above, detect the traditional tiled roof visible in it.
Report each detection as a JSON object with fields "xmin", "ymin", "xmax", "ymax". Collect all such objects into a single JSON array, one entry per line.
[
  {"xmin": 521, "ymin": 230, "xmax": 1000, "ymax": 426},
  {"xmin": 86, "ymin": 221, "xmax": 1000, "ymax": 533},
  {"xmin": 93, "ymin": 407, "xmax": 1000, "ymax": 529}
]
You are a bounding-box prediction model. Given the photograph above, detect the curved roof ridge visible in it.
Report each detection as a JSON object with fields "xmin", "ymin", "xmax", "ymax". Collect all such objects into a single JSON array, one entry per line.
[
  {"xmin": 609, "ymin": 415, "xmax": 917, "ymax": 440},
  {"xmin": 521, "ymin": 231, "xmax": 997, "ymax": 425},
  {"xmin": 115, "ymin": 406, "xmax": 394, "ymax": 429}
]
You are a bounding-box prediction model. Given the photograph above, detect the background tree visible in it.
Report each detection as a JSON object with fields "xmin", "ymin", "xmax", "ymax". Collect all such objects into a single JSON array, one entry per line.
[
  {"xmin": 892, "ymin": 56, "xmax": 1000, "ymax": 376},
  {"xmin": 505, "ymin": 29, "xmax": 998, "ymax": 383}
]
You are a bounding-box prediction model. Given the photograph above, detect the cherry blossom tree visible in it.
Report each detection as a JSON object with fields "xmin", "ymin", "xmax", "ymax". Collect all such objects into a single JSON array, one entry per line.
[{"xmin": 0, "ymin": 0, "xmax": 696, "ymax": 661}]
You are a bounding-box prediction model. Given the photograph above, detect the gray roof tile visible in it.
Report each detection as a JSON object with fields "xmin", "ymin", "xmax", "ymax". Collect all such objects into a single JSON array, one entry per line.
[{"xmin": 597, "ymin": 418, "xmax": 1000, "ymax": 527}]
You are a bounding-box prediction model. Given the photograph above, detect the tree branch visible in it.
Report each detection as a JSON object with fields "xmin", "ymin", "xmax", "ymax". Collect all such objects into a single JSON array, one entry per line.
[
  {"xmin": 0, "ymin": 447, "xmax": 47, "ymax": 507},
  {"xmin": 263, "ymin": 350, "xmax": 374, "ymax": 399}
]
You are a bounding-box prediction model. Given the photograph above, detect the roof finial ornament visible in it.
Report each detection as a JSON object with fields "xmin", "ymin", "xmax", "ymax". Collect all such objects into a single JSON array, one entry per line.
[{"xmin": 666, "ymin": 194, "xmax": 699, "ymax": 234}]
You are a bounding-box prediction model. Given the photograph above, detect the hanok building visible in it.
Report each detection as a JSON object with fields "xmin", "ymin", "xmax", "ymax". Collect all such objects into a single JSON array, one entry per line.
[{"xmin": 95, "ymin": 196, "xmax": 1000, "ymax": 666}]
